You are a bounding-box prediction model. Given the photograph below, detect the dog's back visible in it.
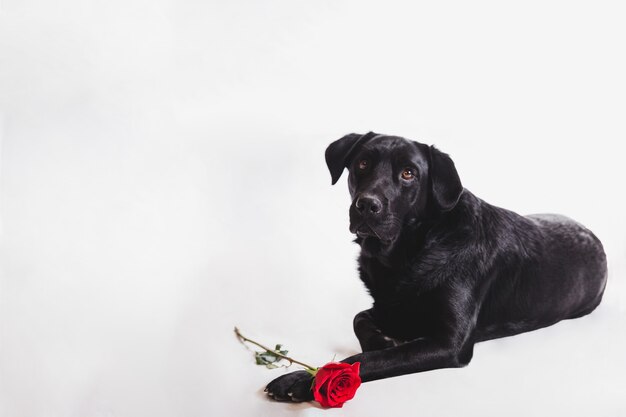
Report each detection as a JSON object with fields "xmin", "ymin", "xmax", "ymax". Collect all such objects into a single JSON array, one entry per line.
[{"xmin": 474, "ymin": 202, "xmax": 607, "ymax": 342}]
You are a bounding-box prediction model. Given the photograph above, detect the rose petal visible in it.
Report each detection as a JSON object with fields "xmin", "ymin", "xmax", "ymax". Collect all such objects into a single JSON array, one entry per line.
[{"xmin": 312, "ymin": 362, "xmax": 362, "ymax": 408}]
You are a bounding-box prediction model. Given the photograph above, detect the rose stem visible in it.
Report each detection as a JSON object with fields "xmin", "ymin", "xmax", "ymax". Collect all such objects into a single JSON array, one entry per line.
[{"xmin": 234, "ymin": 327, "xmax": 316, "ymax": 370}]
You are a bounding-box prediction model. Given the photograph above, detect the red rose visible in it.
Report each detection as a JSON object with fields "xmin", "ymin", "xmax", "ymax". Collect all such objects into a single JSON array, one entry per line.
[{"xmin": 313, "ymin": 362, "xmax": 361, "ymax": 408}]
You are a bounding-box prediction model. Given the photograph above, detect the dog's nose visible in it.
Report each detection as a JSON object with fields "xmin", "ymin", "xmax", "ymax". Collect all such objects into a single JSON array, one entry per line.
[{"xmin": 356, "ymin": 195, "xmax": 383, "ymax": 215}]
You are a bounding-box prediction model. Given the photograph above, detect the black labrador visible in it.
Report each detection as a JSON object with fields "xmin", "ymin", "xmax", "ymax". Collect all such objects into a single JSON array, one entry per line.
[{"xmin": 266, "ymin": 132, "xmax": 607, "ymax": 401}]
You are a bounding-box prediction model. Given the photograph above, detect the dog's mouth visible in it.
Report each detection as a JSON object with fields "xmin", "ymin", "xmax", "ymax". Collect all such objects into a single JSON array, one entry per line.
[
  {"xmin": 350, "ymin": 222, "xmax": 389, "ymax": 241},
  {"xmin": 350, "ymin": 217, "xmax": 404, "ymax": 248},
  {"xmin": 355, "ymin": 224, "xmax": 378, "ymax": 239}
]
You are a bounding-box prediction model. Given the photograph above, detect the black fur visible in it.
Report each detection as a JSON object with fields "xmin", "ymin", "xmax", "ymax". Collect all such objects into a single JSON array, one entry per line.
[{"xmin": 266, "ymin": 132, "xmax": 607, "ymax": 401}]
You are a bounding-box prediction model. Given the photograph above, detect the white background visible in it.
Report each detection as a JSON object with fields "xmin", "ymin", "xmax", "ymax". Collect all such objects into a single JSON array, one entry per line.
[{"xmin": 1, "ymin": 1, "xmax": 625, "ymax": 416}]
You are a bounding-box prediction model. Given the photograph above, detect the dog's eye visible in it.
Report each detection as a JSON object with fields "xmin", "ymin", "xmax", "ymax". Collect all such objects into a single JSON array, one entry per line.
[
  {"xmin": 358, "ymin": 160, "xmax": 369, "ymax": 170},
  {"xmin": 401, "ymin": 168, "xmax": 416, "ymax": 180}
]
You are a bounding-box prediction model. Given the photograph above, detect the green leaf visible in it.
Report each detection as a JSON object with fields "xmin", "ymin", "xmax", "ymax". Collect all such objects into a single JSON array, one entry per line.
[
  {"xmin": 255, "ymin": 352, "xmax": 269, "ymax": 365},
  {"xmin": 273, "ymin": 345, "xmax": 288, "ymax": 355},
  {"xmin": 259, "ymin": 352, "xmax": 278, "ymax": 363},
  {"xmin": 255, "ymin": 350, "xmax": 289, "ymax": 369},
  {"xmin": 252, "ymin": 344, "xmax": 292, "ymax": 369}
]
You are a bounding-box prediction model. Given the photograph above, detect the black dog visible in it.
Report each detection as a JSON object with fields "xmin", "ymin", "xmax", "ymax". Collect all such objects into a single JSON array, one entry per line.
[{"xmin": 266, "ymin": 132, "xmax": 607, "ymax": 401}]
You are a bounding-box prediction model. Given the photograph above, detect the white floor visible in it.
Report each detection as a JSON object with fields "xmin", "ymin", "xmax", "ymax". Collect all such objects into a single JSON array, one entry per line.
[{"xmin": 2, "ymin": 1, "xmax": 626, "ymax": 416}]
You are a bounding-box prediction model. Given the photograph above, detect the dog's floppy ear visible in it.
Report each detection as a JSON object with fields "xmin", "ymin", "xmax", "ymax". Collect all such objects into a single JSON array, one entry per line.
[
  {"xmin": 325, "ymin": 132, "xmax": 376, "ymax": 185},
  {"xmin": 428, "ymin": 146, "xmax": 463, "ymax": 211}
]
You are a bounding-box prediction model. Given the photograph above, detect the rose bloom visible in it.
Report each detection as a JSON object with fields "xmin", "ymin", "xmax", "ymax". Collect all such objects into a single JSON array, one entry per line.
[{"xmin": 313, "ymin": 362, "xmax": 361, "ymax": 408}]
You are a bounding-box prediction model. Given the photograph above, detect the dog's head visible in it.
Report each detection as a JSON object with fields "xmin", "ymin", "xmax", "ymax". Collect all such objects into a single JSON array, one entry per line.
[{"xmin": 325, "ymin": 132, "xmax": 463, "ymax": 246}]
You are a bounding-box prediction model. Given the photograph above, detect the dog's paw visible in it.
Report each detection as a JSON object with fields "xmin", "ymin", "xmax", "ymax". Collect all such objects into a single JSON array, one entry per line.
[{"xmin": 265, "ymin": 370, "xmax": 314, "ymax": 402}]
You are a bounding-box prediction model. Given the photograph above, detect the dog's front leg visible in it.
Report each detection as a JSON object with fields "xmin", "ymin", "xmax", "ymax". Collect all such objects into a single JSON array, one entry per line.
[
  {"xmin": 267, "ymin": 289, "xmax": 479, "ymax": 400},
  {"xmin": 344, "ymin": 297, "xmax": 478, "ymax": 382},
  {"xmin": 342, "ymin": 336, "xmax": 474, "ymax": 382},
  {"xmin": 353, "ymin": 308, "xmax": 401, "ymax": 351}
]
